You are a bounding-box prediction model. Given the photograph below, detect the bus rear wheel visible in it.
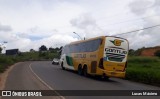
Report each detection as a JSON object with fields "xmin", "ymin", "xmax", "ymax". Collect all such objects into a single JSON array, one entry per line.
[
  {"xmin": 61, "ymin": 62, "xmax": 65, "ymax": 70},
  {"xmin": 102, "ymin": 73, "xmax": 109, "ymax": 80},
  {"xmin": 83, "ymin": 66, "xmax": 88, "ymax": 77},
  {"xmin": 78, "ymin": 65, "xmax": 83, "ymax": 75}
]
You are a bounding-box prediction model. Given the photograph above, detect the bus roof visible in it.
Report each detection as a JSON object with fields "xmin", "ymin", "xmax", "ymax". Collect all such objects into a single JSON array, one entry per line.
[
  {"xmin": 69, "ymin": 36, "xmax": 105, "ymax": 45},
  {"xmin": 65, "ymin": 36, "xmax": 128, "ymax": 46}
]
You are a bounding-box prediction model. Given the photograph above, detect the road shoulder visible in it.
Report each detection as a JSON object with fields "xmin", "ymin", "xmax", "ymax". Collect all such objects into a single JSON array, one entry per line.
[{"xmin": 0, "ymin": 62, "xmax": 21, "ymax": 90}]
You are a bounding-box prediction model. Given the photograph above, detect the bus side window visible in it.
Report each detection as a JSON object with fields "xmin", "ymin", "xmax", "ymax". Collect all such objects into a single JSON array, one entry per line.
[{"xmin": 79, "ymin": 43, "xmax": 85, "ymax": 52}]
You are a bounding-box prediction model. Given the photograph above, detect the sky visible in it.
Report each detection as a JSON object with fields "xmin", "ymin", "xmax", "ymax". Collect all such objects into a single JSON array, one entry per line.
[{"xmin": 0, "ymin": 0, "xmax": 160, "ymax": 52}]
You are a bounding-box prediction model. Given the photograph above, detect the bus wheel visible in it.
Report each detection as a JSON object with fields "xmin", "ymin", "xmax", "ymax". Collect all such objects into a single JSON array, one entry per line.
[
  {"xmin": 103, "ymin": 76, "xmax": 109, "ymax": 80},
  {"xmin": 61, "ymin": 62, "xmax": 65, "ymax": 70},
  {"xmin": 83, "ymin": 66, "xmax": 88, "ymax": 77},
  {"xmin": 78, "ymin": 65, "xmax": 83, "ymax": 75},
  {"xmin": 102, "ymin": 73, "xmax": 109, "ymax": 80}
]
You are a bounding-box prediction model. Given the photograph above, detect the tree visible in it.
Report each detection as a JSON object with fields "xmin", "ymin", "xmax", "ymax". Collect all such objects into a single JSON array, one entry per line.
[
  {"xmin": 60, "ymin": 46, "xmax": 63, "ymax": 50},
  {"xmin": 48, "ymin": 47, "xmax": 56, "ymax": 53},
  {"xmin": 154, "ymin": 50, "xmax": 160, "ymax": 57},
  {"xmin": 129, "ymin": 49, "xmax": 135, "ymax": 56},
  {"xmin": 49, "ymin": 47, "xmax": 54, "ymax": 51},
  {"xmin": 134, "ymin": 47, "xmax": 145, "ymax": 56},
  {"xmin": 39, "ymin": 45, "xmax": 47, "ymax": 52},
  {"xmin": 0, "ymin": 47, "xmax": 2, "ymax": 53},
  {"xmin": 30, "ymin": 49, "xmax": 35, "ymax": 52},
  {"xmin": 49, "ymin": 47, "xmax": 61, "ymax": 53},
  {"xmin": 55, "ymin": 47, "xmax": 59, "ymax": 51}
]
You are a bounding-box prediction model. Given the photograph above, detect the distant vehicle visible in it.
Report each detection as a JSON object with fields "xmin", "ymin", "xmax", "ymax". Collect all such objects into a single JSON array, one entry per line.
[
  {"xmin": 59, "ymin": 36, "xmax": 129, "ymax": 79},
  {"xmin": 52, "ymin": 58, "xmax": 59, "ymax": 65}
]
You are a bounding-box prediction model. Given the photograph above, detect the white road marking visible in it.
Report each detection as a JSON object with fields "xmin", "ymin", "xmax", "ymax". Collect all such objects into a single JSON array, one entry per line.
[{"xmin": 29, "ymin": 63, "xmax": 65, "ymax": 99}]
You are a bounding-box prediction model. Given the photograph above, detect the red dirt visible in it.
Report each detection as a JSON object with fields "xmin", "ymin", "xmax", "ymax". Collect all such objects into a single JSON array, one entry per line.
[{"xmin": 141, "ymin": 46, "xmax": 160, "ymax": 56}]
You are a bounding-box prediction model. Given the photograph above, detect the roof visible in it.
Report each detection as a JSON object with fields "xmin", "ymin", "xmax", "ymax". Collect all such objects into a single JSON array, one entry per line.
[{"xmin": 69, "ymin": 36, "xmax": 104, "ymax": 45}]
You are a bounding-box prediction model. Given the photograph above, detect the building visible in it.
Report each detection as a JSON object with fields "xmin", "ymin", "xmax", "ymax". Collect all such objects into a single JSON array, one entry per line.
[{"xmin": 6, "ymin": 49, "xmax": 19, "ymax": 55}]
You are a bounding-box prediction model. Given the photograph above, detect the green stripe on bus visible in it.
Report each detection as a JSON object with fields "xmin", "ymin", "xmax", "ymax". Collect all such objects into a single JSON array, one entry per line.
[{"xmin": 66, "ymin": 56, "xmax": 73, "ymax": 66}]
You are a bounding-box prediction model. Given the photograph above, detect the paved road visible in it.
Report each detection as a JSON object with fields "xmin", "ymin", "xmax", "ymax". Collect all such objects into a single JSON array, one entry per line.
[
  {"xmin": 2, "ymin": 62, "xmax": 60, "ymax": 99},
  {"xmin": 2, "ymin": 61, "xmax": 160, "ymax": 99}
]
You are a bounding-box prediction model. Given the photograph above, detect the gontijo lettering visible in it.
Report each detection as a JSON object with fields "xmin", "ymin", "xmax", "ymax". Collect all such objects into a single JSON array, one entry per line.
[{"xmin": 105, "ymin": 48, "xmax": 127, "ymax": 55}]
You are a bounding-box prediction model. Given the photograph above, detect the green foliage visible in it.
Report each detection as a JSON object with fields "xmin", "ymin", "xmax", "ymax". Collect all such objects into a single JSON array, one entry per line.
[
  {"xmin": 49, "ymin": 47, "xmax": 61, "ymax": 53},
  {"xmin": 126, "ymin": 68, "xmax": 160, "ymax": 84},
  {"xmin": 126, "ymin": 56, "xmax": 160, "ymax": 86},
  {"xmin": 0, "ymin": 56, "xmax": 14, "ymax": 64},
  {"xmin": 0, "ymin": 44, "xmax": 61, "ymax": 73},
  {"xmin": 134, "ymin": 47, "xmax": 145, "ymax": 56},
  {"xmin": 154, "ymin": 50, "xmax": 160, "ymax": 57},
  {"xmin": 128, "ymin": 49, "xmax": 135, "ymax": 56},
  {"xmin": 0, "ymin": 55, "xmax": 14, "ymax": 73},
  {"xmin": 30, "ymin": 49, "xmax": 35, "ymax": 52},
  {"xmin": 0, "ymin": 47, "xmax": 2, "ymax": 53},
  {"xmin": 0, "ymin": 50, "xmax": 60, "ymax": 73},
  {"xmin": 128, "ymin": 56, "xmax": 159, "ymax": 63},
  {"xmin": 39, "ymin": 45, "xmax": 48, "ymax": 52},
  {"xmin": 0, "ymin": 65, "xmax": 3, "ymax": 72},
  {"xmin": 128, "ymin": 47, "xmax": 146, "ymax": 56}
]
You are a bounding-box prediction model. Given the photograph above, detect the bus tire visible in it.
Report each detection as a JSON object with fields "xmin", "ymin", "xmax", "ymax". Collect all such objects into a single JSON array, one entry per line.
[
  {"xmin": 102, "ymin": 73, "xmax": 109, "ymax": 80},
  {"xmin": 61, "ymin": 62, "xmax": 65, "ymax": 70},
  {"xmin": 83, "ymin": 65, "xmax": 88, "ymax": 77},
  {"xmin": 78, "ymin": 65, "xmax": 83, "ymax": 75}
]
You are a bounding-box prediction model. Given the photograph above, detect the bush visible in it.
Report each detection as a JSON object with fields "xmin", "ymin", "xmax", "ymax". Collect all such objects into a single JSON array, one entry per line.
[
  {"xmin": 0, "ymin": 57, "xmax": 14, "ymax": 73},
  {"xmin": 0, "ymin": 51, "xmax": 59, "ymax": 73},
  {"xmin": 0, "ymin": 57, "xmax": 14, "ymax": 65},
  {"xmin": 128, "ymin": 56, "xmax": 159, "ymax": 63},
  {"xmin": 126, "ymin": 68, "xmax": 160, "ymax": 84},
  {"xmin": 154, "ymin": 50, "xmax": 160, "ymax": 57},
  {"xmin": 0, "ymin": 65, "xmax": 5, "ymax": 73},
  {"xmin": 126, "ymin": 56, "xmax": 160, "ymax": 86}
]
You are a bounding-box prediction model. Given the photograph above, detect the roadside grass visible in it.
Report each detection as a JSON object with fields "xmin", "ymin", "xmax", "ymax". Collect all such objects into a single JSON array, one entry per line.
[
  {"xmin": 0, "ymin": 55, "xmax": 14, "ymax": 72},
  {"xmin": 126, "ymin": 56, "xmax": 160, "ymax": 86},
  {"xmin": 0, "ymin": 52, "xmax": 59, "ymax": 73},
  {"xmin": 1, "ymin": 53, "xmax": 160, "ymax": 86}
]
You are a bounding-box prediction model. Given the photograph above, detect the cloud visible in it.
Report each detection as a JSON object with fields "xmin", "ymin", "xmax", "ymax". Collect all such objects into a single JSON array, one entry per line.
[
  {"xmin": 0, "ymin": 23, "xmax": 12, "ymax": 32},
  {"xmin": 70, "ymin": 13, "xmax": 105, "ymax": 38},
  {"xmin": 128, "ymin": 0, "xmax": 160, "ymax": 26},
  {"xmin": 0, "ymin": 31, "xmax": 78, "ymax": 52},
  {"xmin": 25, "ymin": 34, "xmax": 78, "ymax": 52},
  {"xmin": 128, "ymin": 0, "xmax": 154, "ymax": 15},
  {"xmin": 70, "ymin": 13, "xmax": 97, "ymax": 29},
  {"xmin": 121, "ymin": 0, "xmax": 160, "ymax": 49},
  {"xmin": 31, "ymin": 34, "xmax": 78, "ymax": 50},
  {"xmin": 1, "ymin": 0, "xmax": 160, "ymax": 51}
]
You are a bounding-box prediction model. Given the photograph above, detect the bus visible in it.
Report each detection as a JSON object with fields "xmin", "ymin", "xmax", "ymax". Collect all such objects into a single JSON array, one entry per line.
[{"xmin": 59, "ymin": 36, "xmax": 129, "ymax": 79}]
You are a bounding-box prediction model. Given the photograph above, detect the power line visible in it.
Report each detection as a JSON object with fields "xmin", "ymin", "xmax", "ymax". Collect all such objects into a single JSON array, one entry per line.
[
  {"xmin": 46, "ymin": 6, "xmax": 157, "ymax": 30},
  {"xmin": 54, "ymin": 12, "xmax": 160, "ymax": 32},
  {"xmin": 113, "ymin": 24, "xmax": 160, "ymax": 36},
  {"xmin": 99, "ymin": 13, "xmax": 160, "ymax": 28},
  {"xmin": 91, "ymin": 14, "xmax": 160, "ymax": 34},
  {"xmin": 95, "ymin": 5, "xmax": 156, "ymax": 22}
]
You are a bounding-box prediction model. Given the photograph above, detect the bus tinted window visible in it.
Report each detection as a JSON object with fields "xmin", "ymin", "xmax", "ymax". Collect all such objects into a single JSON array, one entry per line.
[
  {"xmin": 84, "ymin": 39, "xmax": 101, "ymax": 52},
  {"xmin": 68, "ymin": 38, "xmax": 101, "ymax": 53}
]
